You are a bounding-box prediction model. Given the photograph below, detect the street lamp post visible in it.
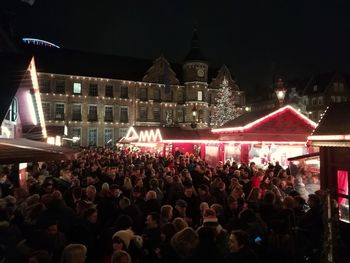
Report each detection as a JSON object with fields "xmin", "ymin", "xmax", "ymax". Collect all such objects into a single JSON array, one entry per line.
[
  {"xmin": 191, "ymin": 105, "xmax": 197, "ymax": 129},
  {"xmin": 275, "ymin": 78, "xmax": 287, "ymax": 107}
]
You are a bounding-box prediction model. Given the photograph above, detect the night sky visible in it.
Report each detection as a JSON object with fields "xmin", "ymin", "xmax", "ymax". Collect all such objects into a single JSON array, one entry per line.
[{"xmin": 4, "ymin": 0, "xmax": 350, "ymax": 90}]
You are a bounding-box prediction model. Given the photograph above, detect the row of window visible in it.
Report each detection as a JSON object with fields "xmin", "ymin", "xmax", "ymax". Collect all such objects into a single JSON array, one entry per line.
[
  {"xmin": 306, "ymin": 96, "xmax": 347, "ymax": 106},
  {"xmin": 41, "ymin": 80, "xmax": 129, "ymax": 98},
  {"xmin": 42, "ymin": 103, "xmax": 128, "ymax": 122},
  {"xmin": 42, "ymin": 102, "xmax": 208, "ymax": 123},
  {"xmin": 312, "ymin": 82, "xmax": 345, "ymax": 93},
  {"xmin": 71, "ymin": 127, "xmax": 129, "ymax": 147},
  {"xmin": 40, "ymin": 80, "xmax": 220, "ymax": 103}
]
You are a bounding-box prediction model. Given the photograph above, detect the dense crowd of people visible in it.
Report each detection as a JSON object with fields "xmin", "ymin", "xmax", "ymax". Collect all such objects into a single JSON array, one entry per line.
[{"xmin": 0, "ymin": 148, "xmax": 327, "ymax": 263}]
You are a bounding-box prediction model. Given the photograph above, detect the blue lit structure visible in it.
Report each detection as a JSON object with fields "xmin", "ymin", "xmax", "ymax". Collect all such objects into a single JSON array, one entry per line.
[{"xmin": 22, "ymin": 38, "xmax": 60, "ymax": 48}]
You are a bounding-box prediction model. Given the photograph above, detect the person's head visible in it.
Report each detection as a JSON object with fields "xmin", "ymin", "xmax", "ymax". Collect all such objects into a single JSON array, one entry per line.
[
  {"xmin": 218, "ymin": 181, "xmax": 226, "ymax": 191},
  {"xmin": 149, "ymin": 178, "xmax": 159, "ymax": 189},
  {"xmin": 308, "ymin": 194, "xmax": 321, "ymax": 209},
  {"xmin": 111, "ymin": 250, "xmax": 132, "ymax": 263},
  {"xmin": 210, "ymin": 204, "xmax": 224, "ymax": 218},
  {"xmin": 198, "ymin": 184, "xmax": 209, "ymax": 197},
  {"xmin": 112, "ymin": 229, "xmax": 134, "ymax": 252},
  {"xmin": 145, "ymin": 212, "xmax": 160, "ymax": 229},
  {"xmin": 135, "ymin": 177, "xmax": 143, "ymax": 188},
  {"xmin": 145, "ymin": 190, "xmax": 157, "ymax": 201},
  {"xmin": 227, "ymin": 196, "xmax": 238, "ymax": 210},
  {"xmin": 280, "ymin": 180, "xmax": 287, "ymax": 189},
  {"xmin": 183, "ymin": 186, "xmax": 193, "ymax": 198},
  {"xmin": 228, "ymin": 230, "xmax": 250, "ymax": 253},
  {"xmin": 119, "ymin": 197, "xmax": 131, "ymax": 210},
  {"xmin": 101, "ymin": 182, "xmax": 110, "ymax": 192},
  {"xmin": 60, "ymin": 244, "xmax": 87, "ymax": 263},
  {"xmin": 42, "ymin": 220, "xmax": 58, "ymax": 237},
  {"xmin": 60, "ymin": 169, "xmax": 72, "ymax": 183},
  {"xmin": 160, "ymin": 205, "xmax": 173, "ymax": 221},
  {"xmin": 83, "ymin": 207, "xmax": 98, "ymax": 224},
  {"xmin": 262, "ymin": 175, "xmax": 270, "ymax": 184},
  {"xmin": 247, "ymin": 187, "xmax": 262, "ymax": 201},
  {"xmin": 202, "ymin": 208, "xmax": 218, "ymax": 225},
  {"xmin": 85, "ymin": 185, "xmax": 96, "ymax": 200},
  {"xmin": 199, "ymin": 202, "xmax": 209, "ymax": 217},
  {"xmin": 175, "ymin": 199, "xmax": 187, "ymax": 216},
  {"xmin": 172, "ymin": 217, "xmax": 188, "ymax": 232},
  {"xmin": 170, "ymin": 227, "xmax": 199, "ymax": 258}
]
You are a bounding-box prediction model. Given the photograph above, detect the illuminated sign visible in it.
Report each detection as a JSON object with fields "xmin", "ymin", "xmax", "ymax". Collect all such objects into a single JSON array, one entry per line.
[{"xmin": 124, "ymin": 127, "xmax": 162, "ymax": 143}]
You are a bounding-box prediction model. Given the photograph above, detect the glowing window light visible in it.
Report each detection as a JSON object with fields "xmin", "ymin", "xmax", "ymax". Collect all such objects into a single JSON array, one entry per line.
[
  {"xmin": 305, "ymin": 159, "xmax": 320, "ymax": 165},
  {"xmin": 133, "ymin": 142, "xmax": 158, "ymax": 147},
  {"xmin": 29, "ymin": 58, "xmax": 47, "ymax": 138},
  {"xmin": 212, "ymin": 105, "xmax": 317, "ymax": 133},
  {"xmin": 163, "ymin": 140, "xmax": 307, "ymax": 145},
  {"xmin": 55, "ymin": 136, "xmax": 62, "ymax": 146},
  {"xmin": 163, "ymin": 140, "xmax": 220, "ymax": 144},
  {"xmin": 223, "ymin": 140, "xmax": 307, "ymax": 145},
  {"xmin": 47, "ymin": 137, "xmax": 55, "ymax": 145}
]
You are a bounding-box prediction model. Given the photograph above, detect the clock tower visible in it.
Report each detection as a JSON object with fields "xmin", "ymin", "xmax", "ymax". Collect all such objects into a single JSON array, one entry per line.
[
  {"xmin": 183, "ymin": 29, "xmax": 209, "ymax": 128},
  {"xmin": 183, "ymin": 29, "xmax": 208, "ymax": 83}
]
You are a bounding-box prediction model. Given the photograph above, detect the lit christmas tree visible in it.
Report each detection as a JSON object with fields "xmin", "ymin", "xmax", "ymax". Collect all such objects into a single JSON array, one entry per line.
[{"xmin": 214, "ymin": 77, "xmax": 239, "ymax": 126}]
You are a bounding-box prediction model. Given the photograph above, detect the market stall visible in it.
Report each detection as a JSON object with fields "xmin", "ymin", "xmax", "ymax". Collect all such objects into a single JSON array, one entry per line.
[
  {"xmin": 118, "ymin": 126, "xmax": 220, "ymax": 163},
  {"xmin": 308, "ymin": 102, "xmax": 350, "ymax": 225},
  {"xmin": 212, "ymin": 105, "xmax": 317, "ymax": 167}
]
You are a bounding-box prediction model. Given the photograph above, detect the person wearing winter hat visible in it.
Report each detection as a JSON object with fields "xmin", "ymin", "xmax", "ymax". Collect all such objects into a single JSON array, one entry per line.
[
  {"xmin": 200, "ymin": 208, "xmax": 226, "ymax": 239},
  {"xmin": 103, "ymin": 229, "xmax": 135, "ymax": 263},
  {"xmin": 202, "ymin": 208, "xmax": 218, "ymax": 224},
  {"xmin": 112, "ymin": 229, "xmax": 134, "ymax": 251},
  {"xmin": 170, "ymin": 227, "xmax": 199, "ymax": 261}
]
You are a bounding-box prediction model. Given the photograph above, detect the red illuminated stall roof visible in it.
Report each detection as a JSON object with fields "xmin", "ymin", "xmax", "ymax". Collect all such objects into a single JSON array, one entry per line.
[
  {"xmin": 212, "ymin": 105, "xmax": 316, "ymax": 143},
  {"xmin": 213, "ymin": 105, "xmax": 316, "ymax": 134},
  {"xmin": 308, "ymin": 102, "xmax": 350, "ymax": 147}
]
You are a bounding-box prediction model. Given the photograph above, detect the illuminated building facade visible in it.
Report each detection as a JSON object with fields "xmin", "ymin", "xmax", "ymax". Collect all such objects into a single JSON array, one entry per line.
[{"xmin": 31, "ymin": 32, "xmax": 245, "ymax": 147}]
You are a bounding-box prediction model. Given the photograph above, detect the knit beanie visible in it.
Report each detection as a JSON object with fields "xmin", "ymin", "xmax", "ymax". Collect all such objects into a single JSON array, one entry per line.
[
  {"xmin": 203, "ymin": 208, "xmax": 218, "ymax": 224},
  {"xmin": 112, "ymin": 229, "xmax": 134, "ymax": 249}
]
